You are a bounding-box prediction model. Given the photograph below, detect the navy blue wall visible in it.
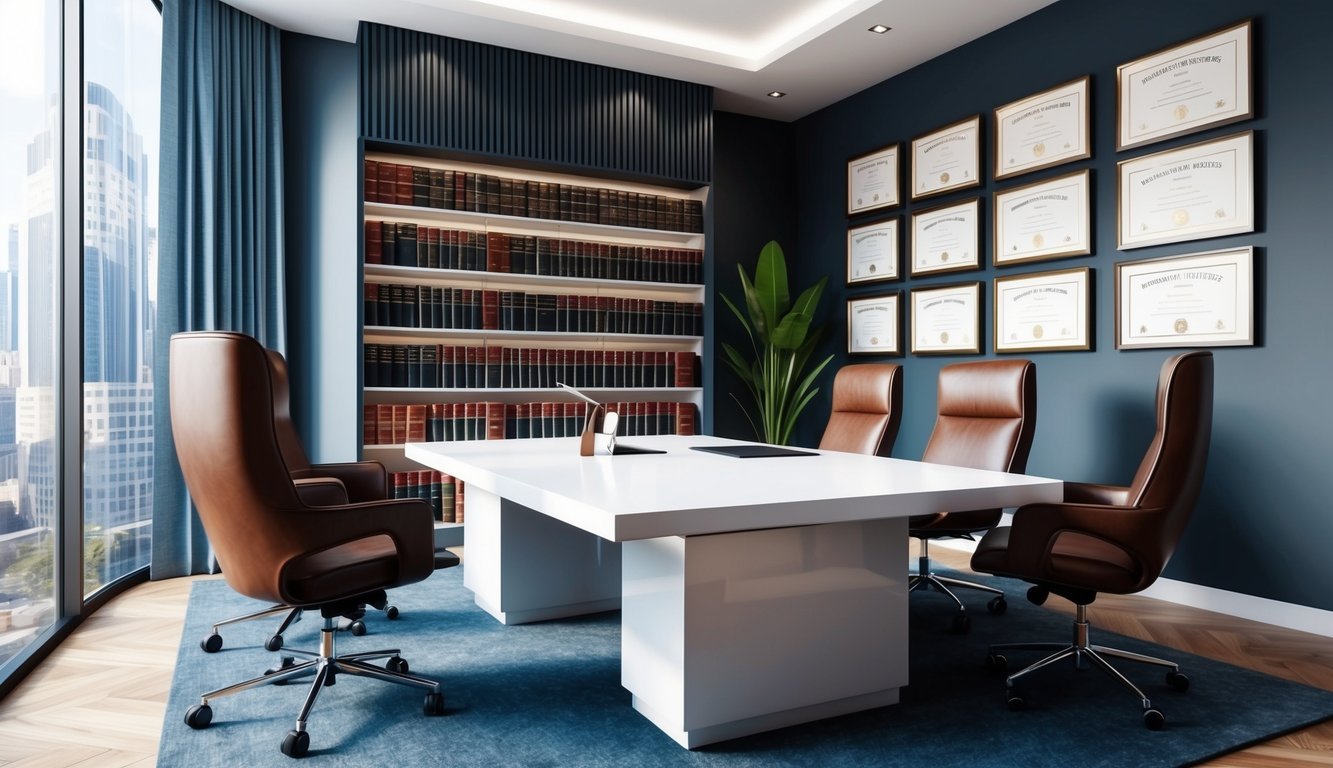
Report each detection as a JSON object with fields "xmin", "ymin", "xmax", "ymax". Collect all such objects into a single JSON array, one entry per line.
[
  {"xmin": 282, "ymin": 32, "xmax": 361, "ymax": 463},
  {"xmin": 792, "ymin": 0, "xmax": 1333, "ymax": 611},
  {"xmin": 711, "ymin": 112, "xmax": 799, "ymax": 440}
]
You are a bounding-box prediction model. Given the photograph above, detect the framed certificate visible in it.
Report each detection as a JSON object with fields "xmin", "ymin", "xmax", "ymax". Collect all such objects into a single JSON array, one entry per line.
[
  {"xmin": 1115, "ymin": 246, "xmax": 1254, "ymax": 349},
  {"xmin": 911, "ymin": 197, "xmax": 980, "ymax": 277},
  {"xmin": 910, "ymin": 282, "xmax": 982, "ymax": 355},
  {"xmin": 911, "ymin": 115, "xmax": 981, "ymax": 201},
  {"xmin": 994, "ymin": 267, "xmax": 1092, "ymax": 353},
  {"xmin": 1117, "ymin": 19, "xmax": 1253, "ymax": 151},
  {"xmin": 993, "ymin": 169, "xmax": 1091, "ymax": 266},
  {"xmin": 847, "ymin": 143, "xmax": 901, "ymax": 216},
  {"xmin": 1117, "ymin": 131, "xmax": 1253, "ymax": 250},
  {"xmin": 847, "ymin": 292, "xmax": 903, "ymax": 355},
  {"xmin": 994, "ymin": 76, "xmax": 1091, "ymax": 180},
  {"xmin": 847, "ymin": 218, "xmax": 900, "ymax": 284}
]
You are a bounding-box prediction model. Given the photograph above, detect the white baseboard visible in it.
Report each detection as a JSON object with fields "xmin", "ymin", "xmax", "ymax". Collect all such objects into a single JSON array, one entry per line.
[{"xmin": 931, "ymin": 536, "xmax": 1333, "ymax": 639}]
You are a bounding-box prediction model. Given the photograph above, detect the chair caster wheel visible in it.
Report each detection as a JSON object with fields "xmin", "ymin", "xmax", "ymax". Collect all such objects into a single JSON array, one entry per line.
[
  {"xmin": 385, "ymin": 605, "xmax": 400, "ymax": 620},
  {"xmin": 985, "ymin": 653, "xmax": 1008, "ymax": 674},
  {"xmin": 264, "ymin": 634, "xmax": 284, "ymax": 652},
  {"xmin": 281, "ymin": 729, "xmax": 310, "ymax": 758},
  {"xmin": 349, "ymin": 620, "xmax": 367, "ymax": 636},
  {"xmin": 265, "ymin": 656, "xmax": 296, "ymax": 685},
  {"xmin": 200, "ymin": 633, "xmax": 223, "ymax": 653},
  {"xmin": 184, "ymin": 703, "xmax": 213, "ymax": 729},
  {"xmin": 987, "ymin": 596, "xmax": 1008, "ymax": 615},
  {"xmin": 951, "ymin": 613, "xmax": 971, "ymax": 634},
  {"xmin": 1144, "ymin": 708, "xmax": 1165, "ymax": 730},
  {"xmin": 1166, "ymin": 670, "xmax": 1190, "ymax": 692},
  {"xmin": 1026, "ymin": 586, "xmax": 1049, "ymax": 606},
  {"xmin": 1006, "ymin": 693, "xmax": 1026, "ymax": 712},
  {"xmin": 424, "ymin": 692, "xmax": 445, "ymax": 716},
  {"xmin": 387, "ymin": 657, "xmax": 409, "ymax": 674}
]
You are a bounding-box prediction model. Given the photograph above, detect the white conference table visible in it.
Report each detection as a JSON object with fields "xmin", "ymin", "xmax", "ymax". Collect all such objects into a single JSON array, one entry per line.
[{"xmin": 406, "ymin": 434, "xmax": 1061, "ymax": 748}]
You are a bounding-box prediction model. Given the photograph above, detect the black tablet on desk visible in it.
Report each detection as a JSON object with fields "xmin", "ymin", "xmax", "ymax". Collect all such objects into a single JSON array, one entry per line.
[{"xmin": 690, "ymin": 445, "xmax": 817, "ymax": 458}]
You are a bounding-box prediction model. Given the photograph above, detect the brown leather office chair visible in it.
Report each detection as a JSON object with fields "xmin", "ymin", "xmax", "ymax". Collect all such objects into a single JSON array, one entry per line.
[
  {"xmin": 199, "ymin": 349, "xmax": 459, "ymax": 654},
  {"xmin": 910, "ymin": 359, "xmax": 1036, "ymax": 633},
  {"xmin": 971, "ymin": 351, "xmax": 1213, "ymax": 730},
  {"xmin": 818, "ymin": 363, "xmax": 902, "ymax": 456},
  {"xmin": 170, "ymin": 331, "xmax": 446, "ymax": 758}
]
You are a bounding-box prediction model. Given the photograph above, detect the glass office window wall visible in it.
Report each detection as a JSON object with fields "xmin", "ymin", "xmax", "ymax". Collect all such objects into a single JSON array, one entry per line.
[{"xmin": 0, "ymin": 0, "xmax": 160, "ymax": 685}]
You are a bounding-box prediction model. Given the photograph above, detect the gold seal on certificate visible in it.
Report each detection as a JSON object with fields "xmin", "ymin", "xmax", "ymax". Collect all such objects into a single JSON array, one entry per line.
[{"xmin": 847, "ymin": 144, "xmax": 901, "ymax": 216}]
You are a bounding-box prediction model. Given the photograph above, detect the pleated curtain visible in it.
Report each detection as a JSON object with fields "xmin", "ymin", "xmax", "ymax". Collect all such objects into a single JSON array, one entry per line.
[{"xmin": 151, "ymin": 0, "xmax": 286, "ymax": 578}]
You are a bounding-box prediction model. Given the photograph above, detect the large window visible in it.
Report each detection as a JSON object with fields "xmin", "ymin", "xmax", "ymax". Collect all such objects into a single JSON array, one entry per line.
[{"xmin": 0, "ymin": 0, "xmax": 160, "ymax": 679}]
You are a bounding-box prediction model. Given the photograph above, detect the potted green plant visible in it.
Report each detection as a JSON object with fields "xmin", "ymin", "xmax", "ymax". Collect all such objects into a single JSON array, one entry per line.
[{"xmin": 720, "ymin": 240, "xmax": 834, "ymax": 445}]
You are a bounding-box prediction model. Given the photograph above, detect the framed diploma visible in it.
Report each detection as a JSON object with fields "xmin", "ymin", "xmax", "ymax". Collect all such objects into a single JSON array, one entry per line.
[
  {"xmin": 847, "ymin": 143, "xmax": 901, "ymax": 216},
  {"xmin": 1117, "ymin": 19, "xmax": 1253, "ymax": 151},
  {"xmin": 993, "ymin": 169, "xmax": 1091, "ymax": 266},
  {"xmin": 911, "ymin": 197, "xmax": 980, "ymax": 277},
  {"xmin": 994, "ymin": 76, "xmax": 1091, "ymax": 180},
  {"xmin": 847, "ymin": 218, "xmax": 900, "ymax": 284},
  {"xmin": 1115, "ymin": 246, "xmax": 1254, "ymax": 349},
  {"xmin": 847, "ymin": 292, "xmax": 903, "ymax": 355},
  {"xmin": 911, "ymin": 115, "xmax": 981, "ymax": 201},
  {"xmin": 994, "ymin": 267, "xmax": 1092, "ymax": 353},
  {"xmin": 1117, "ymin": 131, "xmax": 1253, "ymax": 250},
  {"xmin": 910, "ymin": 282, "xmax": 982, "ymax": 355}
]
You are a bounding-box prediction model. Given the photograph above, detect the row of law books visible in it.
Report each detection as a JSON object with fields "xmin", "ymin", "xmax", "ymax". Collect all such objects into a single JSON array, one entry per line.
[
  {"xmin": 390, "ymin": 469, "xmax": 464, "ymax": 524},
  {"xmin": 365, "ymin": 284, "xmax": 703, "ymax": 337},
  {"xmin": 364, "ymin": 159, "xmax": 704, "ymax": 233},
  {"xmin": 364, "ymin": 400, "xmax": 698, "ymax": 445},
  {"xmin": 366, "ymin": 221, "xmax": 704, "ymax": 285},
  {"xmin": 364, "ymin": 343, "xmax": 698, "ymax": 390}
]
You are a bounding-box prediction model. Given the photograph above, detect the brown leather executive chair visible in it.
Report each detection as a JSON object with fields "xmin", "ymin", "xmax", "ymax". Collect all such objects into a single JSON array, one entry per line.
[
  {"xmin": 971, "ymin": 351, "xmax": 1212, "ymax": 730},
  {"xmin": 910, "ymin": 359, "xmax": 1036, "ymax": 634},
  {"xmin": 818, "ymin": 363, "xmax": 903, "ymax": 456},
  {"xmin": 170, "ymin": 331, "xmax": 446, "ymax": 758},
  {"xmin": 199, "ymin": 348, "xmax": 461, "ymax": 653}
]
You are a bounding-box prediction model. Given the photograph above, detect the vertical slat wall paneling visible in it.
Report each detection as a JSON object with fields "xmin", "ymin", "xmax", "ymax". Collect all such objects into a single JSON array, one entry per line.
[{"xmin": 358, "ymin": 22, "xmax": 712, "ymax": 184}]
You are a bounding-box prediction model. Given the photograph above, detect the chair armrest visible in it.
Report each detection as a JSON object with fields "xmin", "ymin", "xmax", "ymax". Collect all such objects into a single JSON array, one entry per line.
[
  {"xmin": 273, "ymin": 498, "xmax": 436, "ymax": 603},
  {"xmin": 1002, "ymin": 501, "xmax": 1160, "ymax": 576},
  {"xmin": 293, "ymin": 461, "xmax": 387, "ymax": 502},
  {"xmin": 1063, "ymin": 481, "xmax": 1132, "ymax": 507},
  {"xmin": 293, "ymin": 477, "xmax": 349, "ymax": 507}
]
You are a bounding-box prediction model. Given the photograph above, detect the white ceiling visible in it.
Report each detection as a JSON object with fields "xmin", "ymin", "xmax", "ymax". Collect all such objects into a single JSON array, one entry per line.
[{"xmin": 226, "ymin": 0, "xmax": 1058, "ymax": 121}]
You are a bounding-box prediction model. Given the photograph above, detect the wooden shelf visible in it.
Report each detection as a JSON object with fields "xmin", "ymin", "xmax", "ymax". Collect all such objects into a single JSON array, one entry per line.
[
  {"xmin": 364, "ymin": 325, "xmax": 701, "ymax": 348},
  {"xmin": 365, "ymin": 202, "xmax": 703, "ymax": 247},
  {"xmin": 364, "ymin": 386, "xmax": 702, "ymax": 405},
  {"xmin": 364, "ymin": 263, "xmax": 703, "ymax": 299}
]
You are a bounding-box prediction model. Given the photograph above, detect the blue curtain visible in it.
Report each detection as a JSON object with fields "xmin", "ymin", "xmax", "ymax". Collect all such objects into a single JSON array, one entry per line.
[{"xmin": 151, "ymin": 0, "xmax": 286, "ymax": 578}]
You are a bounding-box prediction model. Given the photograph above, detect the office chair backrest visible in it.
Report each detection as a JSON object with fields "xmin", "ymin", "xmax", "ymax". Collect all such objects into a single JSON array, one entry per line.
[
  {"xmin": 170, "ymin": 331, "xmax": 308, "ymax": 602},
  {"xmin": 267, "ymin": 349, "xmax": 313, "ymax": 472},
  {"xmin": 922, "ymin": 359, "xmax": 1036, "ymax": 474},
  {"xmin": 819, "ymin": 363, "xmax": 903, "ymax": 456},
  {"xmin": 1122, "ymin": 350, "xmax": 1214, "ymax": 577}
]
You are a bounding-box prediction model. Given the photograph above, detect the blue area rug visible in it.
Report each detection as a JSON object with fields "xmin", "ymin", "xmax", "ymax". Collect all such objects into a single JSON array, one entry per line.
[{"xmin": 158, "ymin": 565, "xmax": 1333, "ymax": 767}]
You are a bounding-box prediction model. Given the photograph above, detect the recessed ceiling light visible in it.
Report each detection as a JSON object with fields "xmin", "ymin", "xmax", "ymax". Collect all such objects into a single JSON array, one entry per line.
[
  {"xmin": 868, "ymin": 24, "xmax": 891, "ymax": 34},
  {"xmin": 767, "ymin": 91, "xmax": 786, "ymax": 98}
]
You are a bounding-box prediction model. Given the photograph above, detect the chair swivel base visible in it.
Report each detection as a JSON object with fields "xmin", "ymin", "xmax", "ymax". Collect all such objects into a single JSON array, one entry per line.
[
  {"xmin": 908, "ymin": 548, "xmax": 1007, "ymax": 633},
  {"xmin": 984, "ymin": 603, "xmax": 1189, "ymax": 730},
  {"xmin": 185, "ymin": 615, "xmax": 444, "ymax": 758},
  {"xmin": 200, "ymin": 600, "xmax": 399, "ymax": 654}
]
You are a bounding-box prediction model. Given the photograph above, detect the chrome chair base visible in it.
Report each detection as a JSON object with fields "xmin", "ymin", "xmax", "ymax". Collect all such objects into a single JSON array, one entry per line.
[{"xmin": 909, "ymin": 539, "xmax": 1006, "ymax": 633}]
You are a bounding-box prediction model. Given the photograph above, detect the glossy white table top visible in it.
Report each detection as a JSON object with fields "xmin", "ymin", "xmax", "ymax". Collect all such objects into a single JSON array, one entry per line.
[{"xmin": 406, "ymin": 434, "xmax": 1062, "ymax": 542}]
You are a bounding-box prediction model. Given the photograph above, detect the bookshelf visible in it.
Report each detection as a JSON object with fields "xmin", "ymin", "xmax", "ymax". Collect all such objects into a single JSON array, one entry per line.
[{"xmin": 360, "ymin": 151, "xmax": 708, "ymax": 544}]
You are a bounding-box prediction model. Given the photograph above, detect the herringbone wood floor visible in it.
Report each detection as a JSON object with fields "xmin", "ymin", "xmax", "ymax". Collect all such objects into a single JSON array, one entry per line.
[{"xmin": 0, "ymin": 546, "xmax": 1328, "ymax": 767}]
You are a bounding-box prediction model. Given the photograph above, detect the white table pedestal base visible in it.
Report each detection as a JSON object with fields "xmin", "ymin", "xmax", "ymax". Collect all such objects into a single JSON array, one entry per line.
[
  {"xmin": 621, "ymin": 517, "xmax": 909, "ymax": 748},
  {"xmin": 463, "ymin": 488, "xmax": 621, "ymax": 625}
]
